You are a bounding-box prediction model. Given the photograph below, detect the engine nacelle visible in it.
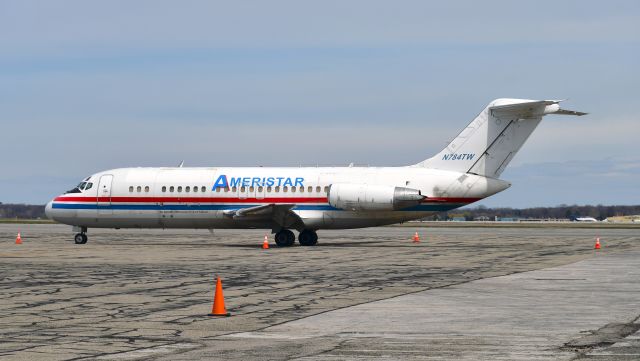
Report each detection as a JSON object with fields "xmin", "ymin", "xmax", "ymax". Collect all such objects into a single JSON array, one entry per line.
[{"xmin": 328, "ymin": 183, "xmax": 425, "ymax": 211}]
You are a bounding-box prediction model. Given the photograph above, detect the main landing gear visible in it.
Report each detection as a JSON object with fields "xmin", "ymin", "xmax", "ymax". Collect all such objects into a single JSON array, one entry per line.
[
  {"xmin": 74, "ymin": 227, "xmax": 88, "ymax": 244},
  {"xmin": 274, "ymin": 229, "xmax": 318, "ymax": 247},
  {"xmin": 298, "ymin": 230, "xmax": 318, "ymax": 246}
]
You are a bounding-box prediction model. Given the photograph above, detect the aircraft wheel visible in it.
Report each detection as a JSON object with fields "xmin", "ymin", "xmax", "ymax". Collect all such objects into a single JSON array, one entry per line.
[
  {"xmin": 275, "ymin": 230, "xmax": 295, "ymax": 247},
  {"xmin": 298, "ymin": 230, "xmax": 318, "ymax": 246},
  {"xmin": 74, "ymin": 233, "xmax": 88, "ymax": 244}
]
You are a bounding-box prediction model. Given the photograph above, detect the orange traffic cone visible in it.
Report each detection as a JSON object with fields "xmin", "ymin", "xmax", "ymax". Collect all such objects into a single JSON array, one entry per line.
[
  {"xmin": 208, "ymin": 276, "xmax": 230, "ymax": 317},
  {"xmin": 262, "ymin": 235, "xmax": 269, "ymax": 249},
  {"xmin": 15, "ymin": 232, "xmax": 22, "ymax": 245},
  {"xmin": 412, "ymin": 232, "xmax": 420, "ymax": 243},
  {"xmin": 594, "ymin": 237, "xmax": 601, "ymax": 250}
]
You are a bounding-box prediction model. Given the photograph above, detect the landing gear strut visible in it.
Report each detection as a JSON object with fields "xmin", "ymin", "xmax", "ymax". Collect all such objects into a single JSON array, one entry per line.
[
  {"xmin": 298, "ymin": 230, "xmax": 318, "ymax": 246},
  {"xmin": 274, "ymin": 229, "xmax": 295, "ymax": 247}
]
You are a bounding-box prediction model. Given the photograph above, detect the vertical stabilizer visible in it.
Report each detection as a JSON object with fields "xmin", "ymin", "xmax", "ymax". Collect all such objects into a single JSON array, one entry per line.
[{"xmin": 414, "ymin": 98, "xmax": 585, "ymax": 178}]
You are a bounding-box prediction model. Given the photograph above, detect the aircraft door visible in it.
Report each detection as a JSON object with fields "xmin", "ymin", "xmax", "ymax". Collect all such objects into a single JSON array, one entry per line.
[{"xmin": 97, "ymin": 174, "xmax": 113, "ymax": 215}]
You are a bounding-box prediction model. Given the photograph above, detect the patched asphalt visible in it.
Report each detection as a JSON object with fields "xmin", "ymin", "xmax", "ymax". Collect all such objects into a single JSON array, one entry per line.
[{"xmin": 1, "ymin": 224, "xmax": 639, "ymax": 360}]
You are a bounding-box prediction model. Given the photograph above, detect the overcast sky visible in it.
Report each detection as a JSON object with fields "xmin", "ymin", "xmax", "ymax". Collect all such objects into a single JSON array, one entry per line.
[{"xmin": 1, "ymin": 1, "xmax": 638, "ymax": 207}]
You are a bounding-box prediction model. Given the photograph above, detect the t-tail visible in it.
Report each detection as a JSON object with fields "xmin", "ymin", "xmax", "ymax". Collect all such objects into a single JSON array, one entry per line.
[{"xmin": 414, "ymin": 98, "xmax": 586, "ymax": 178}]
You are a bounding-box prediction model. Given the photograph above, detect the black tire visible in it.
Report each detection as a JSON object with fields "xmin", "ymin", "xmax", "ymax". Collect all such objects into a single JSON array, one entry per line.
[
  {"xmin": 298, "ymin": 230, "xmax": 318, "ymax": 246},
  {"xmin": 74, "ymin": 233, "xmax": 85, "ymax": 244},
  {"xmin": 274, "ymin": 230, "xmax": 295, "ymax": 247}
]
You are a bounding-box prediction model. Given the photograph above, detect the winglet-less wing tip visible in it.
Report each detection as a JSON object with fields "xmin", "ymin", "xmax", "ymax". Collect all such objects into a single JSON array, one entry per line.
[{"xmin": 554, "ymin": 109, "xmax": 588, "ymax": 116}]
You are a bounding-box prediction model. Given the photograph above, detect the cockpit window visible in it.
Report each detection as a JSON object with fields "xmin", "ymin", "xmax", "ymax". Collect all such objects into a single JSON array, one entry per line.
[{"xmin": 64, "ymin": 177, "xmax": 92, "ymax": 194}]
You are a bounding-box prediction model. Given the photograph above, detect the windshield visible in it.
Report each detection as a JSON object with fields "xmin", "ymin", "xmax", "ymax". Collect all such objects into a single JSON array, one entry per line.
[{"xmin": 64, "ymin": 178, "xmax": 93, "ymax": 194}]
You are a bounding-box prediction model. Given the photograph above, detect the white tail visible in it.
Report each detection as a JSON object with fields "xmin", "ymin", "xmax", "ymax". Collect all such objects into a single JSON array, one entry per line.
[{"xmin": 415, "ymin": 98, "xmax": 586, "ymax": 178}]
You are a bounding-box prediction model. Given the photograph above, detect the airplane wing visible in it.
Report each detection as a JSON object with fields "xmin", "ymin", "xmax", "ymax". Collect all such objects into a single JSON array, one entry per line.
[{"xmin": 223, "ymin": 204, "xmax": 304, "ymax": 229}]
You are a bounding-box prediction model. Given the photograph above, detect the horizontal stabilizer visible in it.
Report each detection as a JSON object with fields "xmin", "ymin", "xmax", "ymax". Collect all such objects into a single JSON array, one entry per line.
[{"xmin": 490, "ymin": 100, "xmax": 587, "ymax": 118}]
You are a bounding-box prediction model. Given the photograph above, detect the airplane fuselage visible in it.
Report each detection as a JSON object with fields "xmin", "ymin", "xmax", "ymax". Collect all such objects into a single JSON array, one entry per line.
[
  {"xmin": 45, "ymin": 98, "xmax": 585, "ymax": 245},
  {"xmin": 47, "ymin": 166, "xmax": 509, "ymax": 230}
]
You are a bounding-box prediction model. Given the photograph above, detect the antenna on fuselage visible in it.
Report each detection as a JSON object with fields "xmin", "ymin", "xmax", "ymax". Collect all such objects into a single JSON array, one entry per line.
[{"xmin": 178, "ymin": 160, "xmax": 184, "ymax": 167}]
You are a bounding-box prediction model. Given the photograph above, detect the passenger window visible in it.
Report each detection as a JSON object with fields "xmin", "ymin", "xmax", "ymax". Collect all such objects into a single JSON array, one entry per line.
[
  {"xmin": 240, "ymin": 186, "xmax": 246, "ymax": 192},
  {"xmin": 316, "ymin": 186, "xmax": 321, "ymax": 193},
  {"xmin": 170, "ymin": 186, "xmax": 175, "ymax": 192},
  {"xmin": 324, "ymin": 186, "xmax": 329, "ymax": 193},
  {"xmin": 224, "ymin": 187, "xmax": 229, "ymax": 193},
  {"xmin": 307, "ymin": 186, "xmax": 312, "ymax": 193},
  {"xmin": 193, "ymin": 186, "xmax": 198, "ymax": 193},
  {"xmin": 186, "ymin": 186, "xmax": 190, "ymax": 192},
  {"xmin": 275, "ymin": 186, "xmax": 280, "ymax": 192},
  {"xmin": 144, "ymin": 186, "xmax": 150, "ymax": 192},
  {"xmin": 201, "ymin": 186, "xmax": 206, "ymax": 193},
  {"xmin": 299, "ymin": 186, "xmax": 304, "ymax": 192},
  {"xmin": 291, "ymin": 186, "xmax": 296, "ymax": 193},
  {"xmin": 177, "ymin": 186, "xmax": 182, "ymax": 192},
  {"xmin": 258, "ymin": 186, "xmax": 263, "ymax": 192},
  {"xmin": 162, "ymin": 186, "xmax": 167, "ymax": 192},
  {"xmin": 267, "ymin": 186, "xmax": 272, "ymax": 192},
  {"xmin": 137, "ymin": 186, "xmax": 142, "ymax": 192},
  {"xmin": 232, "ymin": 186, "xmax": 237, "ymax": 192},
  {"xmin": 283, "ymin": 186, "xmax": 288, "ymax": 193},
  {"xmin": 129, "ymin": 186, "xmax": 134, "ymax": 192},
  {"xmin": 216, "ymin": 188, "xmax": 221, "ymax": 193},
  {"xmin": 249, "ymin": 186, "xmax": 254, "ymax": 192}
]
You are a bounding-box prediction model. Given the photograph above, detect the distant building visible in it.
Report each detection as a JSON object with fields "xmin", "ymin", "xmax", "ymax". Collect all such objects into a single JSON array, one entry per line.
[{"xmin": 497, "ymin": 217, "xmax": 519, "ymax": 222}]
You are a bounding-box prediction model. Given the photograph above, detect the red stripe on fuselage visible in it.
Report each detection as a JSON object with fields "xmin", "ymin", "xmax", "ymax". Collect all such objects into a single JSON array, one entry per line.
[{"xmin": 53, "ymin": 196, "xmax": 481, "ymax": 204}]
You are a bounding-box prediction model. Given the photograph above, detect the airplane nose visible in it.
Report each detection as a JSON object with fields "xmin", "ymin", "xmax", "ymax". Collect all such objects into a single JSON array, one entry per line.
[{"xmin": 45, "ymin": 201, "xmax": 54, "ymax": 220}]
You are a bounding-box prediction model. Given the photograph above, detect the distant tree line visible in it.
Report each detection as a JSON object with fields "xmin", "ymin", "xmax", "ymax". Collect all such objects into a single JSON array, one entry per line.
[
  {"xmin": 1, "ymin": 203, "xmax": 639, "ymax": 221},
  {"xmin": 426, "ymin": 204, "xmax": 640, "ymax": 221},
  {"xmin": 0, "ymin": 204, "xmax": 46, "ymax": 219}
]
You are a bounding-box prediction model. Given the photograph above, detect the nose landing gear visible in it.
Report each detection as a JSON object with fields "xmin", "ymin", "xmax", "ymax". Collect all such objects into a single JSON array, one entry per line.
[
  {"xmin": 73, "ymin": 226, "xmax": 88, "ymax": 244},
  {"xmin": 74, "ymin": 233, "xmax": 88, "ymax": 244}
]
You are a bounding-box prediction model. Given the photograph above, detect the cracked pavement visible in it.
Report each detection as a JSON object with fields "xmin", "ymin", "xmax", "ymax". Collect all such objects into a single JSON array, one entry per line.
[{"xmin": 1, "ymin": 224, "xmax": 639, "ymax": 360}]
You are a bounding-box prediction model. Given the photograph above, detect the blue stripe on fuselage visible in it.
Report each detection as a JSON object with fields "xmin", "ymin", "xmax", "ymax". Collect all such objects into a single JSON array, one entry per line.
[{"xmin": 52, "ymin": 202, "xmax": 465, "ymax": 212}]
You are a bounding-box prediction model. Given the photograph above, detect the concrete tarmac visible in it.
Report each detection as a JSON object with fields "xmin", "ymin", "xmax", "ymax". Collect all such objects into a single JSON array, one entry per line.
[{"xmin": 1, "ymin": 224, "xmax": 639, "ymax": 360}]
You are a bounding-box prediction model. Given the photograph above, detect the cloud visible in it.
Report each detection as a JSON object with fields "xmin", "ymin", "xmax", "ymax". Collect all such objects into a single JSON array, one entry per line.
[
  {"xmin": 0, "ymin": 1, "xmax": 639, "ymax": 206},
  {"xmin": 1, "ymin": 0, "xmax": 638, "ymax": 58}
]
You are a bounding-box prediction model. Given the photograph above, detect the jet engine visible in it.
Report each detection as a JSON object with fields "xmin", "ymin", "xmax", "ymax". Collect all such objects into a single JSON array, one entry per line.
[{"xmin": 327, "ymin": 183, "xmax": 425, "ymax": 211}]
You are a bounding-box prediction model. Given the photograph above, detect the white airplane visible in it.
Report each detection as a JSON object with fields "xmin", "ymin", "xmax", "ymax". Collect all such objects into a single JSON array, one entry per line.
[{"xmin": 45, "ymin": 98, "xmax": 585, "ymax": 246}]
